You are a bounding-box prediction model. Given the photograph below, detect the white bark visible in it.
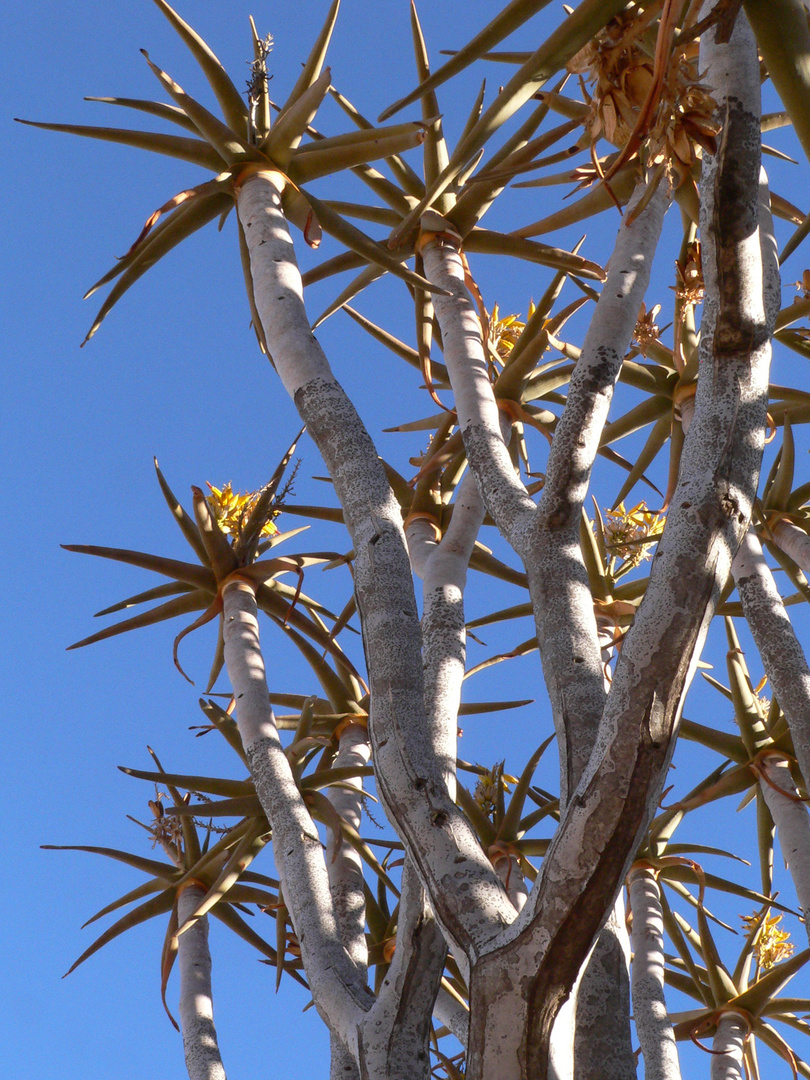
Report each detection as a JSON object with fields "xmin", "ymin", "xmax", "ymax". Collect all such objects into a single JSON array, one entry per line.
[
  {"xmin": 628, "ymin": 869, "xmax": 682, "ymax": 1080},
  {"xmin": 326, "ymin": 724, "xmax": 371, "ymax": 975},
  {"xmin": 710, "ymin": 1013, "xmax": 747, "ymax": 1080},
  {"xmin": 757, "ymin": 755, "xmax": 810, "ymax": 942},
  {"xmin": 408, "ymin": 471, "xmax": 487, "ymax": 800},
  {"xmin": 331, "ymin": 1037, "xmax": 360, "ymax": 1080},
  {"xmin": 357, "ymin": 861, "xmax": 446, "ymax": 1079},
  {"xmin": 237, "ymin": 173, "xmax": 516, "ymax": 972},
  {"xmin": 771, "ymin": 519, "xmax": 810, "ymax": 577},
  {"xmin": 573, "ymin": 899, "xmax": 634, "ymax": 1079},
  {"xmin": 465, "ymin": 7, "xmax": 769, "ymax": 1076},
  {"xmin": 433, "ymin": 985, "xmax": 470, "ymax": 1046},
  {"xmin": 221, "ymin": 580, "xmax": 374, "ymax": 1051},
  {"xmin": 422, "ymin": 183, "xmax": 666, "ymax": 1080},
  {"xmin": 732, "ymin": 529, "xmax": 810, "ymax": 790},
  {"xmin": 177, "ymin": 886, "xmax": 227, "ymax": 1080}
]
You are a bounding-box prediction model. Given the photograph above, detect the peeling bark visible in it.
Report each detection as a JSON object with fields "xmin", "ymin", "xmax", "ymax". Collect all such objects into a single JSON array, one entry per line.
[
  {"xmin": 357, "ymin": 862, "xmax": 446, "ymax": 1079},
  {"xmin": 237, "ymin": 174, "xmax": 516, "ymax": 972},
  {"xmin": 465, "ymin": 5, "xmax": 769, "ymax": 1075},
  {"xmin": 327, "ymin": 724, "xmax": 372, "ymax": 976}
]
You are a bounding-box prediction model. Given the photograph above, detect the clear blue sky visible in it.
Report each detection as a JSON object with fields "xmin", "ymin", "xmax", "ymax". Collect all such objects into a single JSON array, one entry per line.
[{"xmin": 4, "ymin": 2, "xmax": 810, "ymax": 1077}]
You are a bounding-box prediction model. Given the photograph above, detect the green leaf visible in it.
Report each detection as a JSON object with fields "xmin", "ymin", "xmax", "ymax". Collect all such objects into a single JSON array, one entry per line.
[
  {"xmin": 153, "ymin": 458, "xmax": 210, "ymax": 565},
  {"xmin": 499, "ymin": 734, "xmax": 555, "ymax": 840},
  {"xmin": 766, "ymin": 415, "xmax": 796, "ymax": 510},
  {"xmin": 81, "ymin": 191, "xmax": 232, "ymax": 342},
  {"xmin": 385, "ymin": 0, "xmax": 631, "ymax": 245},
  {"xmin": 265, "ymin": 68, "xmax": 333, "ymax": 166},
  {"xmin": 177, "ymin": 824, "xmax": 269, "ymax": 934},
  {"xmin": 42, "ymin": 844, "xmax": 177, "ymax": 881},
  {"xmin": 328, "ymin": 86, "xmax": 425, "ymax": 199},
  {"xmin": 65, "ymin": 890, "xmax": 175, "ymax": 975},
  {"xmin": 140, "ymin": 50, "xmax": 253, "ymax": 163},
  {"xmin": 118, "ymin": 767, "xmax": 253, "ymax": 798},
  {"xmin": 278, "ymin": 0, "xmax": 340, "ymax": 119},
  {"xmin": 744, "ymin": 0, "xmax": 810, "ymax": 173},
  {"xmin": 150, "ymin": 0, "xmax": 247, "ymax": 132},
  {"xmin": 379, "ymin": 0, "xmax": 555, "ymax": 121},
  {"xmin": 62, "ymin": 544, "xmax": 214, "ymax": 591},
  {"xmin": 84, "ymin": 96, "xmax": 199, "ymax": 133},
  {"xmin": 94, "ymin": 580, "xmax": 192, "ymax": 618},
  {"xmin": 298, "ymin": 188, "xmax": 449, "ymax": 297},
  {"xmin": 15, "ymin": 118, "xmax": 222, "ymax": 170},
  {"xmin": 733, "ymin": 949, "xmax": 810, "ymax": 1017},
  {"xmin": 464, "ymin": 228, "xmax": 605, "ymax": 280},
  {"xmin": 67, "ymin": 592, "xmax": 208, "ymax": 651},
  {"xmin": 611, "ymin": 414, "xmax": 671, "ymax": 509}
]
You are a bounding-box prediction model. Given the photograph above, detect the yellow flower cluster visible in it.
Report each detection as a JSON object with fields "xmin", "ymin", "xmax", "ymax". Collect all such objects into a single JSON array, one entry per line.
[
  {"xmin": 488, "ymin": 302, "xmax": 535, "ymax": 361},
  {"xmin": 741, "ymin": 912, "xmax": 794, "ymax": 971},
  {"xmin": 603, "ymin": 501, "xmax": 665, "ymax": 568},
  {"xmin": 206, "ymin": 482, "xmax": 279, "ymax": 538},
  {"xmin": 474, "ymin": 765, "xmax": 519, "ymax": 817}
]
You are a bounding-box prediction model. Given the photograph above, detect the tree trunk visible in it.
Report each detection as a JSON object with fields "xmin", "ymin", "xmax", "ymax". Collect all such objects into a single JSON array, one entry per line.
[{"xmin": 177, "ymin": 885, "xmax": 228, "ymax": 1080}]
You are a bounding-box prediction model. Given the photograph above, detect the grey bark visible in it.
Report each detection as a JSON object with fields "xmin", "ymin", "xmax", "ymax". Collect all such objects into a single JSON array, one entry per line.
[
  {"xmin": 733, "ymin": 529, "xmax": 810, "ymax": 792},
  {"xmin": 465, "ymin": 4, "xmax": 770, "ymax": 1075},
  {"xmin": 237, "ymin": 173, "xmax": 516, "ymax": 973}
]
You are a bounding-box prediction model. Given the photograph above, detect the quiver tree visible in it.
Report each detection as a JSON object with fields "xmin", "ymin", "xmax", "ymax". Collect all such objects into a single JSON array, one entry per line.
[{"xmin": 26, "ymin": 0, "xmax": 810, "ymax": 1077}]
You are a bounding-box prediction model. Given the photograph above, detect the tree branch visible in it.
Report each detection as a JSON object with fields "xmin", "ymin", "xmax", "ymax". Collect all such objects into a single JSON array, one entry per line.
[
  {"xmin": 466, "ymin": 5, "xmax": 770, "ymax": 1075},
  {"xmin": 221, "ymin": 581, "xmax": 374, "ymax": 1049},
  {"xmin": 236, "ymin": 174, "xmax": 515, "ymax": 970},
  {"xmin": 177, "ymin": 886, "xmax": 228, "ymax": 1080}
]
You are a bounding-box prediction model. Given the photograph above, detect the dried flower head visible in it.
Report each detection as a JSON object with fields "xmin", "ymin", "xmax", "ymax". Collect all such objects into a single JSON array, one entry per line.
[
  {"xmin": 603, "ymin": 501, "xmax": 665, "ymax": 568},
  {"xmin": 675, "ymin": 239, "xmax": 704, "ymax": 307},
  {"xmin": 633, "ymin": 301, "xmax": 662, "ymax": 356},
  {"xmin": 146, "ymin": 791, "xmax": 184, "ymax": 858},
  {"xmin": 206, "ymin": 482, "xmax": 279, "ymax": 538},
  {"xmin": 568, "ymin": 6, "xmax": 720, "ymax": 188},
  {"xmin": 741, "ymin": 912, "xmax": 794, "ymax": 970},
  {"xmin": 792, "ymin": 269, "xmax": 810, "ymax": 301}
]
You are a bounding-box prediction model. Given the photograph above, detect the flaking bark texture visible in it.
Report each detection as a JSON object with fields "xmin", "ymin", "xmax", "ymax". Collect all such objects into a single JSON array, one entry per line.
[
  {"xmin": 327, "ymin": 725, "xmax": 371, "ymax": 974},
  {"xmin": 237, "ymin": 174, "xmax": 517, "ymax": 972},
  {"xmin": 465, "ymin": 5, "xmax": 770, "ymax": 1076},
  {"xmin": 573, "ymin": 898, "xmax": 634, "ymax": 1079},
  {"xmin": 221, "ymin": 581, "xmax": 374, "ymax": 1051},
  {"xmin": 357, "ymin": 863, "xmax": 446, "ymax": 1079},
  {"xmin": 422, "ymin": 184, "xmax": 667, "ymax": 1080}
]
